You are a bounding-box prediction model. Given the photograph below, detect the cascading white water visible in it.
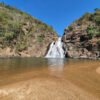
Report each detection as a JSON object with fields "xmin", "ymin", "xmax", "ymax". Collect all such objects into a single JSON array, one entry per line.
[{"xmin": 45, "ymin": 37, "xmax": 65, "ymax": 58}]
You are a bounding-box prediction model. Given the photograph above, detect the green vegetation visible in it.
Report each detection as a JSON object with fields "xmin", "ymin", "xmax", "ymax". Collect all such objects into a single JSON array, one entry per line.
[
  {"xmin": 87, "ymin": 9, "xmax": 100, "ymax": 39},
  {"xmin": 79, "ymin": 13, "xmax": 91, "ymax": 22},
  {"xmin": 16, "ymin": 42, "xmax": 27, "ymax": 52},
  {"xmin": 73, "ymin": 8, "xmax": 100, "ymax": 25},
  {"xmin": 67, "ymin": 8, "xmax": 100, "ymax": 39},
  {"xmin": 68, "ymin": 26, "xmax": 73, "ymax": 31},
  {"xmin": 90, "ymin": 9, "xmax": 100, "ymax": 25},
  {"xmin": 64, "ymin": 8, "xmax": 100, "ymax": 59},
  {"xmin": 87, "ymin": 25, "xmax": 100, "ymax": 39},
  {"xmin": 37, "ymin": 34, "xmax": 45, "ymax": 42},
  {"xmin": 0, "ymin": 2, "xmax": 57, "ymax": 52}
]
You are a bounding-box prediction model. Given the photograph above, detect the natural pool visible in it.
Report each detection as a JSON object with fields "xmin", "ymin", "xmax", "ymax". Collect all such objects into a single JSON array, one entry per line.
[{"xmin": 0, "ymin": 58, "xmax": 100, "ymax": 100}]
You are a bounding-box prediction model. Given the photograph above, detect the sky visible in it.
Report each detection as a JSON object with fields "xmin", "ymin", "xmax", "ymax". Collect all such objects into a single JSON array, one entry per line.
[{"xmin": 0, "ymin": 0, "xmax": 100, "ymax": 36}]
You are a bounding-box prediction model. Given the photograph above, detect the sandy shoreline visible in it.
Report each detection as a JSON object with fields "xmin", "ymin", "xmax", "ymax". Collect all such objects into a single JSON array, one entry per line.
[{"xmin": 0, "ymin": 76, "xmax": 99, "ymax": 100}]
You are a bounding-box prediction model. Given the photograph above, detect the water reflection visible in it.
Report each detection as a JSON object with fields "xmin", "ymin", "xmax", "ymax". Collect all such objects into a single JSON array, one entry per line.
[
  {"xmin": 0, "ymin": 58, "xmax": 47, "ymax": 73},
  {"xmin": 47, "ymin": 58, "xmax": 65, "ymax": 77}
]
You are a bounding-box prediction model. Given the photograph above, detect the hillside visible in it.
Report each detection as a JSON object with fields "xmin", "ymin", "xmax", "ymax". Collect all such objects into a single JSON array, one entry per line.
[
  {"xmin": 62, "ymin": 9, "xmax": 100, "ymax": 59},
  {"xmin": 0, "ymin": 3, "xmax": 57, "ymax": 57}
]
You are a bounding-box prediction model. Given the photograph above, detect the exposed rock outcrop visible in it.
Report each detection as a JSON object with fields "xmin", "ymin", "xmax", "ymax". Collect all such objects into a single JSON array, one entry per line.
[
  {"xmin": 62, "ymin": 9, "xmax": 100, "ymax": 59},
  {"xmin": 0, "ymin": 3, "xmax": 57, "ymax": 57}
]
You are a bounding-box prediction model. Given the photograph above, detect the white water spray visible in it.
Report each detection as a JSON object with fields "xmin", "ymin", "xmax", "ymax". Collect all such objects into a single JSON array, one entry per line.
[{"xmin": 45, "ymin": 37, "xmax": 65, "ymax": 58}]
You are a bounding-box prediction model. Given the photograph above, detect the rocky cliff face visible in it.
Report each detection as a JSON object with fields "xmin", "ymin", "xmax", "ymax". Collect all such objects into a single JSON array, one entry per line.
[
  {"xmin": 0, "ymin": 3, "xmax": 57, "ymax": 57},
  {"xmin": 62, "ymin": 9, "xmax": 100, "ymax": 59}
]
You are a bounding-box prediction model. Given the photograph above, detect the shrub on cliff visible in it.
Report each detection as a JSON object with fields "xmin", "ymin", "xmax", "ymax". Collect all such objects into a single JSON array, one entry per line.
[
  {"xmin": 0, "ymin": 2, "xmax": 57, "ymax": 57},
  {"xmin": 87, "ymin": 25, "xmax": 100, "ymax": 39},
  {"xmin": 63, "ymin": 8, "xmax": 100, "ymax": 59}
]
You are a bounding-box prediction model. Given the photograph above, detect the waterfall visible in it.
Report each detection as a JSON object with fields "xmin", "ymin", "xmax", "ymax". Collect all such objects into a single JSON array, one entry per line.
[{"xmin": 45, "ymin": 37, "xmax": 65, "ymax": 58}]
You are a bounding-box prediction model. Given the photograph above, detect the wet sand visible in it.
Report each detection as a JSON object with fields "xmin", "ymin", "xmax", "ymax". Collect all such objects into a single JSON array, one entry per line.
[
  {"xmin": 96, "ymin": 67, "xmax": 100, "ymax": 74},
  {"xmin": 0, "ymin": 58, "xmax": 100, "ymax": 100}
]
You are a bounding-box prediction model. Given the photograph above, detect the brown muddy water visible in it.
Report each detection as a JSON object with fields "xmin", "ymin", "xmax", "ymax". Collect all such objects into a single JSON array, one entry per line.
[{"xmin": 0, "ymin": 58, "xmax": 100, "ymax": 100}]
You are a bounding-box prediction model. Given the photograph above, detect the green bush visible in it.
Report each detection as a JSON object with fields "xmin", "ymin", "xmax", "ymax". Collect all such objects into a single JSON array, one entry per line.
[
  {"xmin": 16, "ymin": 43, "xmax": 27, "ymax": 51},
  {"xmin": 89, "ymin": 9, "xmax": 100, "ymax": 25},
  {"xmin": 68, "ymin": 26, "xmax": 73, "ymax": 31},
  {"xmin": 37, "ymin": 34, "xmax": 45, "ymax": 42},
  {"xmin": 94, "ymin": 8, "xmax": 100, "ymax": 12},
  {"xmin": 87, "ymin": 25, "xmax": 100, "ymax": 39},
  {"xmin": 0, "ymin": 13, "xmax": 9, "ymax": 23},
  {"xmin": 4, "ymin": 32, "xmax": 15, "ymax": 40},
  {"xmin": 94, "ymin": 16, "xmax": 100, "ymax": 25}
]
